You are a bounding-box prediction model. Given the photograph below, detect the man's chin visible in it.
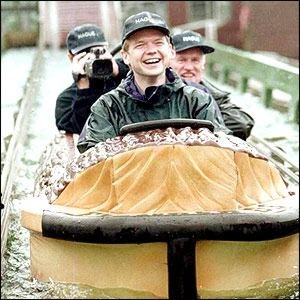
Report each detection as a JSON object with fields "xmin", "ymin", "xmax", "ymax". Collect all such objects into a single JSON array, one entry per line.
[{"xmin": 143, "ymin": 67, "xmax": 165, "ymax": 77}]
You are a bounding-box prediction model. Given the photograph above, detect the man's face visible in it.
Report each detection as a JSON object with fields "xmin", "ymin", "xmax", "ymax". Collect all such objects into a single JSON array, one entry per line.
[
  {"xmin": 122, "ymin": 29, "xmax": 175, "ymax": 79},
  {"xmin": 171, "ymin": 48, "xmax": 205, "ymax": 83}
]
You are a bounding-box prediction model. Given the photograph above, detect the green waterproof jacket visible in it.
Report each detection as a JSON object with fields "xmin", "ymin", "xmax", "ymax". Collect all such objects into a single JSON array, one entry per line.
[
  {"xmin": 201, "ymin": 79, "xmax": 254, "ymax": 140},
  {"xmin": 77, "ymin": 68, "xmax": 231, "ymax": 153},
  {"xmin": 182, "ymin": 78, "xmax": 255, "ymax": 140}
]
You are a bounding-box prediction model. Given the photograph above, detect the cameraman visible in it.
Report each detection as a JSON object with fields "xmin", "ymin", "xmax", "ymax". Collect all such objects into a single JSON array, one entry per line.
[{"xmin": 55, "ymin": 24, "xmax": 129, "ymax": 134}]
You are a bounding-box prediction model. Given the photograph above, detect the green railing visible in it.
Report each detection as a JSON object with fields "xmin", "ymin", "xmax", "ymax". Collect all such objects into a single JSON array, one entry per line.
[
  {"xmin": 1, "ymin": 1, "xmax": 39, "ymax": 50},
  {"xmin": 206, "ymin": 41, "xmax": 299, "ymax": 124}
]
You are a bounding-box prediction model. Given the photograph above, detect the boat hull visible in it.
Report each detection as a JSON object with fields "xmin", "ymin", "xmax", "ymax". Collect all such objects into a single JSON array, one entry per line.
[
  {"xmin": 21, "ymin": 129, "xmax": 299, "ymax": 298},
  {"xmin": 28, "ymin": 230, "xmax": 298, "ymax": 299},
  {"xmin": 21, "ymin": 199, "xmax": 299, "ymax": 299}
]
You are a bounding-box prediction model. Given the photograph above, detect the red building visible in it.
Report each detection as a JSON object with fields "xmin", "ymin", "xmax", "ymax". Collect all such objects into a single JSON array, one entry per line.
[
  {"xmin": 40, "ymin": 1, "xmax": 122, "ymax": 49},
  {"xmin": 39, "ymin": 1, "xmax": 299, "ymax": 60}
]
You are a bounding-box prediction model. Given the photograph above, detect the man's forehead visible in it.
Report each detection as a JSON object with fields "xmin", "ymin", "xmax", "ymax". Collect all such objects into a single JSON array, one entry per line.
[
  {"xmin": 129, "ymin": 28, "xmax": 166, "ymax": 41},
  {"xmin": 177, "ymin": 47, "xmax": 204, "ymax": 56}
]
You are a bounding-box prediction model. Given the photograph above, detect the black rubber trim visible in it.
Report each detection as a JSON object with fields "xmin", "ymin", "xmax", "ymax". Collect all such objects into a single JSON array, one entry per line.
[
  {"xmin": 119, "ymin": 119, "xmax": 215, "ymax": 135},
  {"xmin": 168, "ymin": 238, "xmax": 197, "ymax": 300},
  {"xmin": 42, "ymin": 204, "xmax": 298, "ymax": 243}
]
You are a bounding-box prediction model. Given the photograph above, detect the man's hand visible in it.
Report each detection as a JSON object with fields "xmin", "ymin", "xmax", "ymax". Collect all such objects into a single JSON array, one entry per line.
[
  {"xmin": 72, "ymin": 52, "xmax": 94, "ymax": 89},
  {"xmin": 72, "ymin": 52, "xmax": 93, "ymax": 75},
  {"xmin": 72, "ymin": 49, "xmax": 120, "ymax": 88}
]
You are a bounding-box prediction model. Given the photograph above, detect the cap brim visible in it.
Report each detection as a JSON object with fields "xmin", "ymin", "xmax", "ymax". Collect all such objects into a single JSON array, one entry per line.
[
  {"xmin": 176, "ymin": 45, "xmax": 215, "ymax": 54},
  {"xmin": 70, "ymin": 41, "xmax": 108, "ymax": 54},
  {"xmin": 122, "ymin": 26, "xmax": 170, "ymax": 44}
]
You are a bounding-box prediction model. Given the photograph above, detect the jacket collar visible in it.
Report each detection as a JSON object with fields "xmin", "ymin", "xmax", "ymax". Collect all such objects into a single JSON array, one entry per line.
[{"xmin": 121, "ymin": 68, "xmax": 185, "ymax": 103}]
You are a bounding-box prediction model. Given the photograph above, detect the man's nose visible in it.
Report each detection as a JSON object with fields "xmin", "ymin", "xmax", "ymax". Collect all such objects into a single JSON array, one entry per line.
[
  {"xmin": 145, "ymin": 42, "xmax": 158, "ymax": 53},
  {"xmin": 183, "ymin": 61, "xmax": 194, "ymax": 70}
]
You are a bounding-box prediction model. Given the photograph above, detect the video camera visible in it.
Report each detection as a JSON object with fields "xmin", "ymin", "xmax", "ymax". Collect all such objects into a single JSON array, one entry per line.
[{"xmin": 84, "ymin": 47, "xmax": 113, "ymax": 79}]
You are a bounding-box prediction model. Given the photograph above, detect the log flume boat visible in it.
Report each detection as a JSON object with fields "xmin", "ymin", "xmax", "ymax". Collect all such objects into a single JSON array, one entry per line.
[{"xmin": 21, "ymin": 119, "xmax": 299, "ymax": 299}]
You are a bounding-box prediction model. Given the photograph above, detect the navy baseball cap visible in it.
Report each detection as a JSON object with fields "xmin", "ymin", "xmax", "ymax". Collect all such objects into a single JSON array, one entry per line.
[
  {"xmin": 122, "ymin": 11, "xmax": 170, "ymax": 44},
  {"xmin": 172, "ymin": 31, "xmax": 215, "ymax": 54},
  {"xmin": 66, "ymin": 24, "xmax": 108, "ymax": 54}
]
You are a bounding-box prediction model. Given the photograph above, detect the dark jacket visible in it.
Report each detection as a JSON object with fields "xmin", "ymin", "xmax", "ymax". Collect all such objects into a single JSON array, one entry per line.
[
  {"xmin": 77, "ymin": 68, "xmax": 230, "ymax": 153},
  {"xmin": 55, "ymin": 58, "xmax": 129, "ymax": 134},
  {"xmin": 184, "ymin": 78, "xmax": 254, "ymax": 140}
]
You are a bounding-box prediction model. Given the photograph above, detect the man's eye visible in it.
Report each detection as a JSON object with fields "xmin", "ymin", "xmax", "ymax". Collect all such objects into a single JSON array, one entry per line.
[{"xmin": 135, "ymin": 43, "xmax": 144, "ymax": 49}]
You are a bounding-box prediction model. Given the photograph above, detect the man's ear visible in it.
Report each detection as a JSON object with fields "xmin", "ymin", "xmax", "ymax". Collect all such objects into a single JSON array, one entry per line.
[
  {"xmin": 201, "ymin": 54, "xmax": 206, "ymax": 70},
  {"xmin": 67, "ymin": 52, "xmax": 73, "ymax": 62},
  {"xmin": 169, "ymin": 45, "xmax": 176, "ymax": 59},
  {"xmin": 121, "ymin": 50, "xmax": 130, "ymax": 66}
]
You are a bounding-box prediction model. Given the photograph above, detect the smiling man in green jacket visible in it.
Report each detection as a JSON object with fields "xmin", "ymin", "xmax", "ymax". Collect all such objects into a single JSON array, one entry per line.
[{"xmin": 77, "ymin": 11, "xmax": 230, "ymax": 153}]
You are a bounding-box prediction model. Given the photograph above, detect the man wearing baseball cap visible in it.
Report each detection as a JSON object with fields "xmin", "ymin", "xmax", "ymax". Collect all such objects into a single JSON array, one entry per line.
[
  {"xmin": 170, "ymin": 30, "xmax": 254, "ymax": 140},
  {"xmin": 55, "ymin": 24, "xmax": 129, "ymax": 134},
  {"xmin": 77, "ymin": 12, "xmax": 230, "ymax": 153}
]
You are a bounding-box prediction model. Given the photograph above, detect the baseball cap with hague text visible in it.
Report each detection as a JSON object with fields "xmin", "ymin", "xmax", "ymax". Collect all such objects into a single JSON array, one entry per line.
[
  {"xmin": 66, "ymin": 24, "xmax": 108, "ymax": 55},
  {"xmin": 172, "ymin": 31, "xmax": 215, "ymax": 54},
  {"xmin": 122, "ymin": 11, "xmax": 170, "ymax": 44}
]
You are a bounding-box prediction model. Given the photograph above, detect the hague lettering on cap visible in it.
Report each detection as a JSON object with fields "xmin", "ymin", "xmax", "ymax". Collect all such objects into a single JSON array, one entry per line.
[
  {"xmin": 183, "ymin": 36, "xmax": 201, "ymax": 42},
  {"xmin": 66, "ymin": 24, "xmax": 108, "ymax": 55},
  {"xmin": 172, "ymin": 31, "xmax": 215, "ymax": 54},
  {"xmin": 77, "ymin": 31, "xmax": 96, "ymax": 39},
  {"xmin": 122, "ymin": 11, "xmax": 170, "ymax": 44}
]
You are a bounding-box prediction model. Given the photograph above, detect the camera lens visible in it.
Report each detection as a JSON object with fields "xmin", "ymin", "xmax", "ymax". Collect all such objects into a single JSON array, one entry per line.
[{"xmin": 92, "ymin": 59, "xmax": 113, "ymax": 78}]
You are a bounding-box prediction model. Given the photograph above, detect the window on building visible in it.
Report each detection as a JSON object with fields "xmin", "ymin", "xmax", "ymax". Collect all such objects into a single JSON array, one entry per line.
[
  {"xmin": 188, "ymin": 1, "xmax": 231, "ymax": 25},
  {"xmin": 120, "ymin": 1, "xmax": 167, "ymax": 24}
]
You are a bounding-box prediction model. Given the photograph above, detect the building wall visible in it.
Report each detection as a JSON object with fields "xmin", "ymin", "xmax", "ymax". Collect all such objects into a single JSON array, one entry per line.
[
  {"xmin": 244, "ymin": 1, "xmax": 299, "ymax": 59},
  {"xmin": 167, "ymin": 1, "xmax": 188, "ymax": 26},
  {"xmin": 215, "ymin": 1, "xmax": 298, "ymax": 59},
  {"xmin": 217, "ymin": 2, "xmax": 247, "ymax": 49},
  {"xmin": 57, "ymin": 1, "xmax": 101, "ymax": 47},
  {"xmin": 40, "ymin": 1, "xmax": 298, "ymax": 59},
  {"xmin": 41, "ymin": 1, "xmax": 122, "ymax": 50}
]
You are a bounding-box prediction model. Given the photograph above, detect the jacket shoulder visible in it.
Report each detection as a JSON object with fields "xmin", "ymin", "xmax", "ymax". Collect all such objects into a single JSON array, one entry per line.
[
  {"xmin": 201, "ymin": 78, "xmax": 230, "ymax": 98},
  {"xmin": 57, "ymin": 82, "xmax": 77, "ymax": 99},
  {"xmin": 182, "ymin": 84, "xmax": 209, "ymax": 98}
]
